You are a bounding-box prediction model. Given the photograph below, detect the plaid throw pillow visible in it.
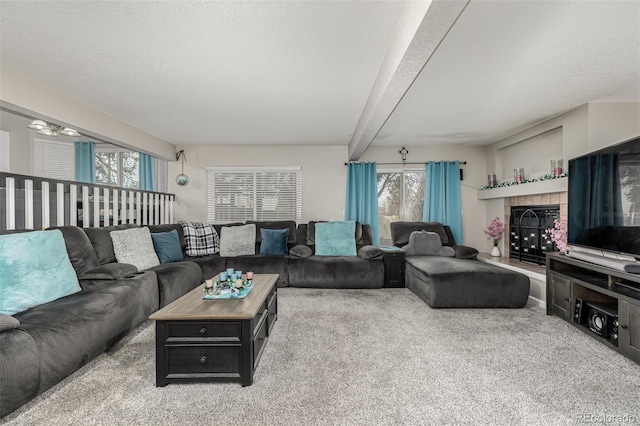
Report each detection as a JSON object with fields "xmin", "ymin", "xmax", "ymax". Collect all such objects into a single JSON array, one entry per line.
[{"xmin": 179, "ymin": 221, "xmax": 220, "ymax": 256}]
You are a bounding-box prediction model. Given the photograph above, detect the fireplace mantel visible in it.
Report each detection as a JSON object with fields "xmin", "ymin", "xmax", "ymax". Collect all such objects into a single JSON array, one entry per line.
[{"xmin": 477, "ymin": 177, "xmax": 567, "ymax": 200}]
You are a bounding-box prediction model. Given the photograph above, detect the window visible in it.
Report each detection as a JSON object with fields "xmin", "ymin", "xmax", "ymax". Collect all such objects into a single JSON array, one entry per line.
[
  {"xmin": 33, "ymin": 139, "xmax": 75, "ymax": 181},
  {"xmin": 377, "ymin": 170, "xmax": 425, "ymax": 245},
  {"xmin": 95, "ymin": 149, "xmax": 139, "ymax": 188},
  {"xmin": 32, "ymin": 141, "xmax": 168, "ymax": 191},
  {"xmin": 207, "ymin": 167, "xmax": 302, "ymax": 223},
  {"xmin": 156, "ymin": 159, "xmax": 168, "ymax": 193}
]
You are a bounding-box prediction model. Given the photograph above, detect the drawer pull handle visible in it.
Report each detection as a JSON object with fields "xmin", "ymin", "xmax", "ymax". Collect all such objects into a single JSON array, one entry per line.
[
  {"xmin": 258, "ymin": 336, "xmax": 265, "ymax": 342},
  {"xmin": 200, "ymin": 356, "xmax": 207, "ymax": 363},
  {"xmin": 620, "ymin": 324, "xmax": 628, "ymax": 330},
  {"xmin": 564, "ymin": 297, "xmax": 570, "ymax": 302},
  {"xmin": 199, "ymin": 327, "xmax": 207, "ymax": 335}
]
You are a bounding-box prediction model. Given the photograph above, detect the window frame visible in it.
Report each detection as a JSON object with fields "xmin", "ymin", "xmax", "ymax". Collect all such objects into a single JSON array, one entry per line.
[
  {"xmin": 94, "ymin": 146, "xmax": 139, "ymax": 188},
  {"xmin": 377, "ymin": 167, "xmax": 425, "ymax": 244},
  {"xmin": 207, "ymin": 166, "xmax": 302, "ymax": 223}
]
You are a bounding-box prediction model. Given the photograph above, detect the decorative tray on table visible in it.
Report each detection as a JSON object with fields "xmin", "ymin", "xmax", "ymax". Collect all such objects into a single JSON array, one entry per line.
[{"xmin": 203, "ymin": 280, "xmax": 254, "ymax": 300}]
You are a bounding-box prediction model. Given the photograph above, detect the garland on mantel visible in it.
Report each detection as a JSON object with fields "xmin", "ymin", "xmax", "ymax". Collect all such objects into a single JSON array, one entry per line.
[{"xmin": 479, "ymin": 173, "xmax": 567, "ymax": 190}]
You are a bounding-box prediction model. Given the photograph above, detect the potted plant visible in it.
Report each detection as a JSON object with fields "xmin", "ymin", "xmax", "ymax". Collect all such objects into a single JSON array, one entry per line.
[
  {"xmin": 546, "ymin": 219, "xmax": 568, "ymax": 254},
  {"xmin": 485, "ymin": 217, "xmax": 505, "ymax": 257}
]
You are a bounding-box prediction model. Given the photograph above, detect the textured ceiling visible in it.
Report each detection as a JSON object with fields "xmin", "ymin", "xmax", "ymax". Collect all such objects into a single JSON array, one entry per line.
[
  {"xmin": 375, "ymin": 0, "xmax": 640, "ymax": 146},
  {"xmin": 0, "ymin": 1, "xmax": 406, "ymax": 146},
  {"xmin": 0, "ymin": 1, "xmax": 639, "ymax": 150}
]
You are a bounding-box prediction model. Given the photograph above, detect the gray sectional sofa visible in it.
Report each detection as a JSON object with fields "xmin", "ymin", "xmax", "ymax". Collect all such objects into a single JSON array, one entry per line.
[
  {"xmin": 391, "ymin": 222, "xmax": 530, "ymax": 308},
  {"xmin": 0, "ymin": 220, "xmax": 382, "ymax": 417}
]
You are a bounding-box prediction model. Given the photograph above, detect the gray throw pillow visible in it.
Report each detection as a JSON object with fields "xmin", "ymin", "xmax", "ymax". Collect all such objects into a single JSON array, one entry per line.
[
  {"xmin": 358, "ymin": 245, "xmax": 383, "ymax": 260},
  {"xmin": 110, "ymin": 227, "xmax": 160, "ymax": 270},
  {"xmin": 289, "ymin": 245, "xmax": 313, "ymax": 258},
  {"xmin": 453, "ymin": 245, "xmax": 479, "ymax": 260},
  {"xmin": 0, "ymin": 314, "xmax": 20, "ymax": 332},
  {"xmin": 403, "ymin": 231, "xmax": 455, "ymax": 257},
  {"xmin": 219, "ymin": 224, "xmax": 256, "ymax": 257}
]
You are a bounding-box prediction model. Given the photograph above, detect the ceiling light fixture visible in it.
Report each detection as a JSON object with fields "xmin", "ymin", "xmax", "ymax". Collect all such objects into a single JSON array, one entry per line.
[
  {"xmin": 175, "ymin": 150, "xmax": 190, "ymax": 186},
  {"xmin": 27, "ymin": 119, "xmax": 80, "ymax": 137}
]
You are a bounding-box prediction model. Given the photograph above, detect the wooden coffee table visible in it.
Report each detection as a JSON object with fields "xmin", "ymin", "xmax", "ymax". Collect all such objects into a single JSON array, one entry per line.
[{"xmin": 149, "ymin": 273, "xmax": 278, "ymax": 387}]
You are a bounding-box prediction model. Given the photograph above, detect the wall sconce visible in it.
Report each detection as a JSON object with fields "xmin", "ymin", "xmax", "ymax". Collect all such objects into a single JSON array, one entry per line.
[
  {"xmin": 175, "ymin": 150, "xmax": 190, "ymax": 186},
  {"xmin": 398, "ymin": 146, "xmax": 409, "ymax": 165}
]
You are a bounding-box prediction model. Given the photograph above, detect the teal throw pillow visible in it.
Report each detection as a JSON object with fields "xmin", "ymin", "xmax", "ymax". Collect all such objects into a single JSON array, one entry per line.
[
  {"xmin": 151, "ymin": 230, "xmax": 184, "ymax": 264},
  {"xmin": 315, "ymin": 221, "xmax": 357, "ymax": 256},
  {"xmin": 0, "ymin": 230, "xmax": 81, "ymax": 316},
  {"xmin": 260, "ymin": 228, "xmax": 289, "ymax": 255}
]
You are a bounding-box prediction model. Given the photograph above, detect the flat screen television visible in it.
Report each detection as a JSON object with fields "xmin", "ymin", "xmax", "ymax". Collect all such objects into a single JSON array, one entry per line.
[{"xmin": 568, "ymin": 135, "xmax": 640, "ymax": 260}]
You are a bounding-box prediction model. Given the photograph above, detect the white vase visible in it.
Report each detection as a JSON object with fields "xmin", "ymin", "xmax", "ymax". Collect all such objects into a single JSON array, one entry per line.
[{"xmin": 491, "ymin": 245, "xmax": 501, "ymax": 257}]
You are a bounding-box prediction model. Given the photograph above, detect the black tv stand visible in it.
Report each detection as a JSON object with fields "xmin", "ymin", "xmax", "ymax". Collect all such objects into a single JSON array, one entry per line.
[{"xmin": 546, "ymin": 253, "xmax": 640, "ymax": 364}]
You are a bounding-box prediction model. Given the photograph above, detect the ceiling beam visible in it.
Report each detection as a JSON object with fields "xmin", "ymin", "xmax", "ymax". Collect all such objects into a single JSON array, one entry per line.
[{"xmin": 348, "ymin": 0, "xmax": 469, "ymax": 161}]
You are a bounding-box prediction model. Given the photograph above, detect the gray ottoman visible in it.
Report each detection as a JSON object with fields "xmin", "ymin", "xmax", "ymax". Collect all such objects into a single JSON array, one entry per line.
[{"xmin": 405, "ymin": 256, "xmax": 530, "ymax": 308}]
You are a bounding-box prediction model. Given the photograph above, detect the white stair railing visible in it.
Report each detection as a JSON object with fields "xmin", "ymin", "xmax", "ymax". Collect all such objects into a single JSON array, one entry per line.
[{"xmin": 0, "ymin": 172, "xmax": 175, "ymax": 231}]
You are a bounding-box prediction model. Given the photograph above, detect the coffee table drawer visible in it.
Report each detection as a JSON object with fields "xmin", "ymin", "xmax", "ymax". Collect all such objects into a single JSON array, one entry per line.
[
  {"xmin": 167, "ymin": 346, "xmax": 242, "ymax": 375},
  {"xmin": 166, "ymin": 321, "xmax": 241, "ymax": 342},
  {"xmin": 253, "ymin": 316, "xmax": 268, "ymax": 369}
]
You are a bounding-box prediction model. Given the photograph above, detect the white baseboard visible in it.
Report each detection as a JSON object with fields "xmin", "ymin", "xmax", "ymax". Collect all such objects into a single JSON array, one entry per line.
[{"xmin": 527, "ymin": 295, "xmax": 545, "ymax": 308}]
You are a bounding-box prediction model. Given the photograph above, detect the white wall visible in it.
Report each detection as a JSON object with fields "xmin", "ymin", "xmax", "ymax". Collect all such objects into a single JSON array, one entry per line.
[
  {"xmin": 0, "ymin": 67, "xmax": 176, "ymax": 161},
  {"xmin": 168, "ymin": 145, "xmax": 348, "ymax": 223},
  {"xmin": 0, "ymin": 109, "xmax": 35, "ymax": 174},
  {"xmin": 485, "ymin": 101, "xmax": 640, "ymax": 179},
  {"xmin": 359, "ymin": 144, "xmax": 487, "ymax": 250},
  {"xmin": 588, "ymin": 101, "xmax": 640, "ymax": 151}
]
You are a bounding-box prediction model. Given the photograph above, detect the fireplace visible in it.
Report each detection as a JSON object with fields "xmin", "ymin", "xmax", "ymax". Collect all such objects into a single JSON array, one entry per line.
[{"xmin": 509, "ymin": 205, "xmax": 560, "ymax": 265}]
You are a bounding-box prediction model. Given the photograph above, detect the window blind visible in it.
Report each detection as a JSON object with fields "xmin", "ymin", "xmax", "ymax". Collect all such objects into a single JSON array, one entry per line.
[
  {"xmin": 33, "ymin": 139, "xmax": 75, "ymax": 181},
  {"xmin": 156, "ymin": 158, "xmax": 168, "ymax": 193},
  {"xmin": 207, "ymin": 167, "xmax": 302, "ymax": 223}
]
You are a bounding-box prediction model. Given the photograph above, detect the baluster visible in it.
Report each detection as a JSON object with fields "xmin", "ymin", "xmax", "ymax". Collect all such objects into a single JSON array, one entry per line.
[
  {"xmin": 120, "ymin": 190, "xmax": 127, "ymax": 224},
  {"xmin": 112, "ymin": 189, "xmax": 119, "ymax": 225},
  {"xmin": 142, "ymin": 192, "xmax": 148, "ymax": 225},
  {"xmin": 103, "ymin": 188, "xmax": 110, "ymax": 227},
  {"xmin": 42, "ymin": 181, "xmax": 50, "ymax": 229},
  {"xmin": 154, "ymin": 193, "xmax": 159, "ymax": 225},
  {"xmin": 6, "ymin": 176, "xmax": 15, "ymax": 230},
  {"xmin": 25, "ymin": 179, "xmax": 34, "ymax": 230},
  {"xmin": 160, "ymin": 195, "xmax": 166, "ymax": 225},
  {"xmin": 82, "ymin": 186, "xmax": 90, "ymax": 228},
  {"xmin": 69, "ymin": 184, "xmax": 77, "ymax": 226},
  {"xmin": 128, "ymin": 191, "xmax": 135, "ymax": 223},
  {"xmin": 136, "ymin": 192, "xmax": 142, "ymax": 224},
  {"xmin": 57, "ymin": 183, "xmax": 66, "ymax": 226},
  {"xmin": 93, "ymin": 187, "xmax": 100, "ymax": 227}
]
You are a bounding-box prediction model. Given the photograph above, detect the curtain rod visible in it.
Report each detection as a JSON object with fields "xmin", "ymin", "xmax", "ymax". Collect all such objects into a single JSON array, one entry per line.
[{"xmin": 344, "ymin": 161, "xmax": 467, "ymax": 166}]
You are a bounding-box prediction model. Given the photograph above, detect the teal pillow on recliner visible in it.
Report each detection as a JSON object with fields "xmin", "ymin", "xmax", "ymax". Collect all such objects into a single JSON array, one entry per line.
[
  {"xmin": 0, "ymin": 230, "xmax": 81, "ymax": 316},
  {"xmin": 315, "ymin": 221, "xmax": 357, "ymax": 256}
]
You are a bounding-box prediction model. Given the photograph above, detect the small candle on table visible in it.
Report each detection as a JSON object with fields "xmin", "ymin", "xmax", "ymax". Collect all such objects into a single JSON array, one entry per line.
[
  {"xmin": 246, "ymin": 271, "xmax": 254, "ymax": 280},
  {"xmin": 205, "ymin": 279, "xmax": 214, "ymax": 288},
  {"xmin": 235, "ymin": 279, "xmax": 243, "ymax": 288},
  {"xmin": 226, "ymin": 268, "xmax": 234, "ymax": 276},
  {"xmin": 219, "ymin": 272, "xmax": 227, "ymax": 282}
]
